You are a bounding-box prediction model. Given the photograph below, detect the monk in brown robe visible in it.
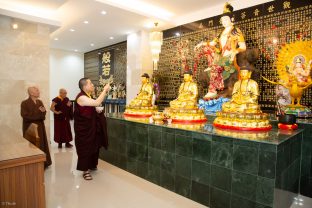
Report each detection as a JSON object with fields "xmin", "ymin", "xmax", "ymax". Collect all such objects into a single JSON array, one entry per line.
[
  {"xmin": 74, "ymin": 78, "xmax": 110, "ymax": 180},
  {"xmin": 21, "ymin": 86, "xmax": 52, "ymax": 168},
  {"xmin": 50, "ymin": 88, "xmax": 73, "ymax": 148}
]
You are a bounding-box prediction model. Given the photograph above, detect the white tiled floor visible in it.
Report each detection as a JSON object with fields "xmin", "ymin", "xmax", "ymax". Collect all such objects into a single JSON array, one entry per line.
[{"xmin": 45, "ymin": 145, "xmax": 207, "ymax": 208}]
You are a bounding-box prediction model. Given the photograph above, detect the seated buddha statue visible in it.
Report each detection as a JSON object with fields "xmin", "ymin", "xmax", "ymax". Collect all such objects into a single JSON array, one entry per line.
[
  {"xmin": 128, "ymin": 73, "xmax": 153, "ymax": 108},
  {"xmin": 222, "ymin": 66, "xmax": 260, "ymax": 113},
  {"xmin": 170, "ymin": 70, "xmax": 198, "ymax": 109}
]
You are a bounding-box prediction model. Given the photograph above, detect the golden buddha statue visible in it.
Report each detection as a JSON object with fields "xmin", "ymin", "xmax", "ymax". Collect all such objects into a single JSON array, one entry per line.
[
  {"xmin": 170, "ymin": 71, "xmax": 198, "ymax": 109},
  {"xmin": 129, "ymin": 73, "xmax": 153, "ymax": 107},
  {"xmin": 125, "ymin": 73, "xmax": 157, "ymax": 117},
  {"xmin": 165, "ymin": 70, "xmax": 207, "ymax": 123},
  {"xmin": 214, "ymin": 66, "xmax": 271, "ymax": 131},
  {"xmin": 222, "ymin": 67, "xmax": 260, "ymax": 113}
]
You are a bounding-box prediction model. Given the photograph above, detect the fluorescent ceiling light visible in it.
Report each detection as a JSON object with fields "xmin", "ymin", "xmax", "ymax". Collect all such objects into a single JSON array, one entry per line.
[{"xmin": 95, "ymin": 0, "xmax": 173, "ymax": 20}]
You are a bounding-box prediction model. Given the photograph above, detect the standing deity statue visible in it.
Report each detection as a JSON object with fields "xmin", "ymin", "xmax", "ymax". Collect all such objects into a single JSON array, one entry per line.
[{"xmin": 196, "ymin": 3, "xmax": 246, "ymax": 100}]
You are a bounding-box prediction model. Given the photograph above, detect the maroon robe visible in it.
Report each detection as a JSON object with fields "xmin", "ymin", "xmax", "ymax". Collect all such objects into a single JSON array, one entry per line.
[
  {"xmin": 52, "ymin": 96, "xmax": 73, "ymax": 143},
  {"xmin": 74, "ymin": 91, "xmax": 108, "ymax": 171},
  {"xmin": 21, "ymin": 97, "xmax": 52, "ymax": 167}
]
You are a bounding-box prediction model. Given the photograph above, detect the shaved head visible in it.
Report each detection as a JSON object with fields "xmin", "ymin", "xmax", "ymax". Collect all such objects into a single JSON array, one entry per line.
[
  {"xmin": 79, "ymin": 78, "xmax": 89, "ymax": 91},
  {"xmin": 59, "ymin": 88, "xmax": 66, "ymax": 93},
  {"xmin": 59, "ymin": 88, "xmax": 67, "ymax": 99},
  {"xmin": 27, "ymin": 86, "xmax": 40, "ymax": 98}
]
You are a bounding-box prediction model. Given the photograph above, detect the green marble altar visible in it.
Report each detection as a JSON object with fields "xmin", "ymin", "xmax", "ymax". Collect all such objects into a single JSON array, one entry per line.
[{"xmin": 100, "ymin": 114, "xmax": 305, "ymax": 208}]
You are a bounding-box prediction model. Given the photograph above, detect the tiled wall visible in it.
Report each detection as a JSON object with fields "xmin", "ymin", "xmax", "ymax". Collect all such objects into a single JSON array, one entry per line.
[
  {"xmin": 297, "ymin": 123, "xmax": 312, "ymax": 198},
  {"xmin": 0, "ymin": 15, "xmax": 50, "ymax": 135},
  {"xmin": 100, "ymin": 117, "xmax": 304, "ymax": 208}
]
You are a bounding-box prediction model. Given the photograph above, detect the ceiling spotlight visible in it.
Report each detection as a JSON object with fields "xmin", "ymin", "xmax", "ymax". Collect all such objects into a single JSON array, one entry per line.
[
  {"xmin": 12, "ymin": 23, "xmax": 18, "ymax": 29},
  {"xmin": 175, "ymin": 32, "xmax": 181, "ymax": 37},
  {"xmin": 54, "ymin": 38, "xmax": 58, "ymax": 41},
  {"xmin": 70, "ymin": 29, "xmax": 75, "ymax": 32},
  {"xmin": 101, "ymin": 10, "xmax": 107, "ymax": 15},
  {"xmin": 83, "ymin": 20, "xmax": 89, "ymax": 24},
  {"xmin": 109, "ymin": 37, "xmax": 114, "ymax": 40},
  {"xmin": 90, "ymin": 43, "xmax": 95, "ymax": 46},
  {"xmin": 98, "ymin": 52, "xmax": 101, "ymax": 55},
  {"xmin": 74, "ymin": 49, "xmax": 78, "ymax": 52}
]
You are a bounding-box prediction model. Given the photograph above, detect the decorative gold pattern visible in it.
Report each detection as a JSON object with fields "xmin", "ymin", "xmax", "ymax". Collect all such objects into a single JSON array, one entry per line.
[{"xmin": 283, "ymin": 1, "xmax": 291, "ymax": 9}]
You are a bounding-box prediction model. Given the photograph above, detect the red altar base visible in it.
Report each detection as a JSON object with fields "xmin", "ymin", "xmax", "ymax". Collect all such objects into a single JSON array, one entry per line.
[
  {"xmin": 278, "ymin": 123, "xmax": 298, "ymax": 130},
  {"xmin": 123, "ymin": 113, "xmax": 152, "ymax": 118},
  {"xmin": 172, "ymin": 118, "xmax": 207, "ymax": 124},
  {"xmin": 213, "ymin": 123, "xmax": 272, "ymax": 131}
]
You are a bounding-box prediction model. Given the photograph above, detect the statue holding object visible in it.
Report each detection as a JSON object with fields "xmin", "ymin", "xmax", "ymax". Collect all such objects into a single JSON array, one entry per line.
[
  {"xmin": 195, "ymin": 3, "xmax": 246, "ymax": 100},
  {"xmin": 262, "ymin": 40, "xmax": 312, "ymax": 117}
]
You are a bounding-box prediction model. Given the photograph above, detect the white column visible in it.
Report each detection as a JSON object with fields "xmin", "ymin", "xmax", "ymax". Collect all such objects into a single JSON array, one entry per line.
[{"xmin": 126, "ymin": 30, "xmax": 153, "ymax": 105}]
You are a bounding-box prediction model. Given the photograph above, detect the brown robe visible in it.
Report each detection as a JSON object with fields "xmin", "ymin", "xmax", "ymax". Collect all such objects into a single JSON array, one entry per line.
[
  {"xmin": 52, "ymin": 96, "xmax": 73, "ymax": 143},
  {"xmin": 21, "ymin": 97, "xmax": 52, "ymax": 167},
  {"xmin": 74, "ymin": 91, "xmax": 108, "ymax": 171}
]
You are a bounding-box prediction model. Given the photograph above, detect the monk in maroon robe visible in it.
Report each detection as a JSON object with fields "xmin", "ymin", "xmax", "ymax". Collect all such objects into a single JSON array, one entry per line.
[
  {"xmin": 74, "ymin": 78, "xmax": 110, "ymax": 180},
  {"xmin": 21, "ymin": 86, "xmax": 52, "ymax": 168},
  {"xmin": 50, "ymin": 88, "xmax": 73, "ymax": 148}
]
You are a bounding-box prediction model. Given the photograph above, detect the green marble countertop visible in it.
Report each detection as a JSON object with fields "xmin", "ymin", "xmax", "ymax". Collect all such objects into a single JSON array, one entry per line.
[{"xmin": 105, "ymin": 113, "xmax": 303, "ymax": 146}]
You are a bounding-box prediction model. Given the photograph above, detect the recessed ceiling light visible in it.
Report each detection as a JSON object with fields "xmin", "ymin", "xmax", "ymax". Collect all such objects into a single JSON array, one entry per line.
[
  {"xmin": 12, "ymin": 23, "xmax": 18, "ymax": 29},
  {"xmin": 54, "ymin": 38, "xmax": 58, "ymax": 41},
  {"xmin": 144, "ymin": 22, "xmax": 154, "ymax": 29},
  {"xmin": 101, "ymin": 10, "xmax": 107, "ymax": 15},
  {"xmin": 109, "ymin": 37, "xmax": 114, "ymax": 40},
  {"xmin": 83, "ymin": 20, "xmax": 89, "ymax": 24},
  {"xmin": 175, "ymin": 32, "xmax": 180, "ymax": 37},
  {"xmin": 90, "ymin": 43, "xmax": 95, "ymax": 46},
  {"xmin": 98, "ymin": 52, "xmax": 101, "ymax": 55},
  {"xmin": 74, "ymin": 49, "xmax": 78, "ymax": 52},
  {"xmin": 70, "ymin": 29, "xmax": 75, "ymax": 32}
]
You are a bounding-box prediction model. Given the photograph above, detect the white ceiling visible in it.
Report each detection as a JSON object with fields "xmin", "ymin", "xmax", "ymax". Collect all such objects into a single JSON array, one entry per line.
[{"xmin": 0, "ymin": 0, "xmax": 273, "ymax": 53}]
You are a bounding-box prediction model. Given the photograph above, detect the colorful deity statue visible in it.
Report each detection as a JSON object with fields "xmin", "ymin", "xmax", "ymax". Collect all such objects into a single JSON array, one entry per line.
[
  {"xmin": 195, "ymin": 3, "xmax": 246, "ymax": 100},
  {"xmin": 262, "ymin": 40, "xmax": 312, "ymax": 117},
  {"xmin": 288, "ymin": 58, "xmax": 311, "ymax": 86}
]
